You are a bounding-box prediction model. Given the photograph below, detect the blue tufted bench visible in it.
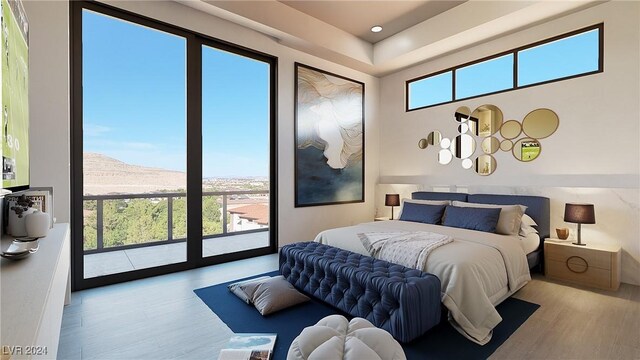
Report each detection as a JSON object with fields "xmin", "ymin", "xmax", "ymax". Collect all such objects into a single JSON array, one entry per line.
[{"xmin": 279, "ymin": 242, "xmax": 441, "ymax": 343}]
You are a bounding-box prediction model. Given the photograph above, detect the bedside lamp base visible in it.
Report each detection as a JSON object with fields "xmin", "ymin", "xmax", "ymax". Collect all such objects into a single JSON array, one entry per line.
[{"xmin": 572, "ymin": 224, "xmax": 586, "ymax": 246}]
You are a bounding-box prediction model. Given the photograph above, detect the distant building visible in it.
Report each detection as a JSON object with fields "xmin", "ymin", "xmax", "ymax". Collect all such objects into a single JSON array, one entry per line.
[
  {"xmin": 217, "ymin": 196, "xmax": 269, "ymax": 207},
  {"xmin": 228, "ymin": 204, "xmax": 269, "ymax": 231}
]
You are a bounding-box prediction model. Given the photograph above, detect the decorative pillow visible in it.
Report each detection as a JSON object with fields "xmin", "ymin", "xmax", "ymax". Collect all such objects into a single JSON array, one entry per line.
[
  {"xmin": 398, "ymin": 203, "xmax": 446, "ymax": 224},
  {"xmin": 451, "ymin": 201, "xmax": 526, "ymax": 235},
  {"xmin": 240, "ymin": 275, "xmax": 310, "ymax": 315},
  {"xmin": 228, "ymin": 276, "xmax": 271, "ymax": 304},
  {"xmin": 521, "ymin": 214, "xmax": 538, "ymax": 227},
  {"xmin": 519, "ymin": 223, "xmax": 539, "ymax": 236},
  {"xmin": 398, "ymin": 198, "xmax": 450, "ymax": 219},
  {"xmin": 442, "ymin": 206, "xmax": 501, "ymax": 233},
  {"xmin": 519, "ymin": 214, "xmax": 538, "ymax": 236}
]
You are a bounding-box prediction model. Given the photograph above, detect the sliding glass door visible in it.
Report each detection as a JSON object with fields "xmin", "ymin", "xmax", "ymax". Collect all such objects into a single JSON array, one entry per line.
[
  {"xmin": 201, "ymin": 45, "xmax": 271, "ymax": 257},
  {"xmin": 80, "ymin": 8, "xmax": 188, "ymax": 280},
  {"xmin": 71, "ymin": 1, "xmax": 277, "ymax": 290}
]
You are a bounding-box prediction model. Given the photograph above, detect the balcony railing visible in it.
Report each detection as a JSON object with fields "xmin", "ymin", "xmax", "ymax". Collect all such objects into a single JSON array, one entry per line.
[{"xmin": 83, "ymin": 190, "xmax": 269, "ymax": 254}]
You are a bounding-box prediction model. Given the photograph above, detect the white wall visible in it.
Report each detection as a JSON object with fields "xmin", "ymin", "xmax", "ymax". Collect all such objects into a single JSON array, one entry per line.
[
  {"xmin": 24, "ymin": 1, "xmax": 379, "ymax": 246},
  {"xmin": 25, "ymin": 1, "xmax": 70, "ymax": 223},
  {"xmin": 377, "ymin": 1, "xmax": 640, "ymax": 285}
]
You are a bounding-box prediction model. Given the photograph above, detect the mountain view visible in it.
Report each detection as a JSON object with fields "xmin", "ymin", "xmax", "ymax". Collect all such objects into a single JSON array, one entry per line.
[{"xmin": 83, "ymin": 153, "xmax": 187, "ymax": 195}]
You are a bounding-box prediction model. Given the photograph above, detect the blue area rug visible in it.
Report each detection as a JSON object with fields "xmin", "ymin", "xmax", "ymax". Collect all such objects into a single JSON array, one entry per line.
[{"xmin": 195, "ymin": 271, "xmax": 539, "ymax": 360}]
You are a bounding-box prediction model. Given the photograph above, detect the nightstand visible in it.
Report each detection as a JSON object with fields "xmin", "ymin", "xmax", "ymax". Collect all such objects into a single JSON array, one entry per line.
[
  {"xmin": 544, "ymin": 239, "xmax": 621, "ymax": 291},
  {"xmin": 374, "ymin": 217, "xmax": 391, "ymax": 221}
]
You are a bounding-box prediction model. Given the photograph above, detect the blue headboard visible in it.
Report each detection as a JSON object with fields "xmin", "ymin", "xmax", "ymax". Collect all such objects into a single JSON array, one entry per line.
[
  {"xmin": 411, "ymin": 191, "xmax": 550, "ymax": 240},
  {"xmin": 412, "ymin": 191, "xmax": 468, "ymax": 202}
]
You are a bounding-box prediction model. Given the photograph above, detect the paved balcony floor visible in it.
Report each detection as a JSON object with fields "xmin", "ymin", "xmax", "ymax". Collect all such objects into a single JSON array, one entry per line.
[{"xmin": 84, "ymin": 231, "xmax": 269, "ymax": 279}]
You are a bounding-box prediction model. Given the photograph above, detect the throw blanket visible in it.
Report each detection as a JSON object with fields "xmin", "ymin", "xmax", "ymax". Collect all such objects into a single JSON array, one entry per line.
[{"xmin": 357, "ymin": 231, "xmax": 453, "ymax": 270}]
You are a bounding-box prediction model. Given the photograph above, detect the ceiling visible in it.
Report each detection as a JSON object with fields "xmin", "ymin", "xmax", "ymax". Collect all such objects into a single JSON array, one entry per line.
[
  {"xmin": 279, "ymin": 1, "xmax": 466, "ymax": 43},
  {"xmin": 180, "ymin": 0, "xmax": 604, "ymax": 76}
]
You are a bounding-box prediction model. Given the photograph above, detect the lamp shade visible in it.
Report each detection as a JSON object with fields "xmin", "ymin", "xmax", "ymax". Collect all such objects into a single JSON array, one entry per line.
[
  {"xmin": 385, "ymin": 194, "xmax": 400, "ymax": 207},
  {"xmin": 564, "ymin": 203, "xmax": 595, "ymax": 224}
]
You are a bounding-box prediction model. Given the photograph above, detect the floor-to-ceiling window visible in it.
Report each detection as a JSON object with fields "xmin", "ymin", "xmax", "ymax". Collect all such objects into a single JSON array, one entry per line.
[
  {"xmin": 71, "ymin": 1, "xmax": 277, "ymax": 290},
  {"xmin": 201, "ymin": 45, "xmax": 271, "ymax": 258}
]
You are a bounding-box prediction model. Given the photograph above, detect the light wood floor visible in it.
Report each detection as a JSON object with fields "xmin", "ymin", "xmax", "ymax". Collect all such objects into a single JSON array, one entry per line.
[{"xmin": 58, "ymin": 254, "xmax": 640, "ymax": 360}]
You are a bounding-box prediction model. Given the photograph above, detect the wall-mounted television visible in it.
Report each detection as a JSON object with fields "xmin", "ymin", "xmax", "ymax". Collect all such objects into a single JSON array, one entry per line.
[{"xmin": 1, "ymin": 0, "xmax": 29, "ymax": 192}]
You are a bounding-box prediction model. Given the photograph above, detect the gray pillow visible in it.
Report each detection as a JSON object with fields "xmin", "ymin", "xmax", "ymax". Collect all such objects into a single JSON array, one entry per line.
[
  {"xmin": 398, "ymin": 198, "xmax": 450, "ymax": 219},
  {"xmin": 228, "ymin": 276, "xmax": 271, "ymax": 304},
  {"xmin": 451, "ymin": 201, "xmax": 526, "ymax": 235},
  {"xmin": 239, "ymin": 275, "xmax": 310, "ymax": 315}
]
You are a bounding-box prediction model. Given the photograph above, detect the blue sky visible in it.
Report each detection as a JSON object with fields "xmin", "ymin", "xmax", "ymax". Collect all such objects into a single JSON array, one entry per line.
[
  {"xmin": 409, "ymin": 28, "xmax": 599, "ymax": 108},
  {"xmin": 82, "ymin": 10, "xmax": 269, "ymax": 178}
]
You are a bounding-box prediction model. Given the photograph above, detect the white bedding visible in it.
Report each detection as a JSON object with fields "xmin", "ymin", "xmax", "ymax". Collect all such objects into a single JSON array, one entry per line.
[
  {"xmin": 520, "ymin": 232, "xmax": 541, "ymax": 254},
  {"xmin": 314, "ymin": 220, "xmax": 531, "ymax": 345}
]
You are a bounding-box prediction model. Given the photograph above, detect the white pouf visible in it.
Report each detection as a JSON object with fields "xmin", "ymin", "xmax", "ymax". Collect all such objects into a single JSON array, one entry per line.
[{"xmin": 287, "ymin": 315, "xmax": 406, "ymax": 360}]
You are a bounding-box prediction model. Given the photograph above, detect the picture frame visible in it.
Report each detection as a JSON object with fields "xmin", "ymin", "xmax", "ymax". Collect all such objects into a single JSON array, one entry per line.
[
  {"xmin": 5, "ymin": 187, "xmax": 54, "ymax": 228},
  {"xmin": 294, "ymin": 63, "xmax": 365, "ymax": 207}
]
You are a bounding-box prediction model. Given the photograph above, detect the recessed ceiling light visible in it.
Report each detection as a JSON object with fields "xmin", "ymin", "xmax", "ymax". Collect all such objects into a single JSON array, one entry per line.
[{"xmin": 371, "ymin": 25, "xmax": 383, "ymax": 33}]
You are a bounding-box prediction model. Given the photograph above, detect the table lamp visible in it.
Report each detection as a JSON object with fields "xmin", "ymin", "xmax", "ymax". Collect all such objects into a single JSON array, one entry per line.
[
  {"xmin": 385, "ymin": 194, "xmax": 400, "ymax": 220},
  {"xmin": 564, "ymin": 203, "xmax": 595, "ymax": 246}
]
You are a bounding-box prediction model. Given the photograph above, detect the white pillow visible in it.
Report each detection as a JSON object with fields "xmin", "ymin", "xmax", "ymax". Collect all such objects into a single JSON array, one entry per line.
[
  {"xmin": 519, "ymin": 223, "xmax": 539, "ymax": 236},
  {"xmin": 451, "ymin": 201, "xmax": 526, "ymax": 235},
  {"xmin": 521, "ymin": 214, "xmax": 538, "ymax": 227},
  {"xmin": 397, "ymin": 198, "xmax": 450, "ymax": 219}
]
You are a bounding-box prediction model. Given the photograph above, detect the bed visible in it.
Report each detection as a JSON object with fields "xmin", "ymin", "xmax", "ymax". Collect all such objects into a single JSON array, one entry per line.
[{"xmin": 314, "ymin": 192, "xmax": 550, "ymax": 345}]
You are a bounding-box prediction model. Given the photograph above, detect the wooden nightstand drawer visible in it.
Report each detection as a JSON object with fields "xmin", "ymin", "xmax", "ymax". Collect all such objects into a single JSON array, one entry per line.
[
  {"xmin": 545, "ymin": 243, "xmax": 612, "ymax": 270},
  {"xmin": 546, "ymin": 259, "xmax": 613, "ymax": 289},
  {"xmin": 544, "ymin": 240, "xmax": 621, "ymax": 291}
]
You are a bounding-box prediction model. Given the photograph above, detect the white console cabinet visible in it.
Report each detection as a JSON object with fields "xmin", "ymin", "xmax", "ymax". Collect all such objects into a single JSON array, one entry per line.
[{"xmin": 1, "ymin": 223, "xmax": 70, "ymax": 359}]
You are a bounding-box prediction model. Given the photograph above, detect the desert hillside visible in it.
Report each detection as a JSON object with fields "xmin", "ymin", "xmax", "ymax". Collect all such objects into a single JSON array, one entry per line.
[{"xmin": 83, "ymin": 153, "xmax": 186, "ymax": 195}]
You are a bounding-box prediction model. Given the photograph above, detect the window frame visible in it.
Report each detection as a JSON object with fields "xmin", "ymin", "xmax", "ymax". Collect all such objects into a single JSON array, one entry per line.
[
  {"xmin": 405, "ymin": 69, "xmax": 454, "ymax": 110},
  {"xmin": 70, "ymin": 1, "xmax": 278, "ymax": 290},
  {"xmin": 405, "ymin": 23, "xmax": 604, "ymax": 112},
  {"xmin": 454, "ymin": 53, "xmax": 515, "ymax": 100}
]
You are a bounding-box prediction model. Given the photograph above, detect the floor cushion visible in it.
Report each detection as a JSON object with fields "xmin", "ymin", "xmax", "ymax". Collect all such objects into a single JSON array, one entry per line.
[{"xmin": 287, "ymin": 315, "xmax": 406, "ymax": 360}]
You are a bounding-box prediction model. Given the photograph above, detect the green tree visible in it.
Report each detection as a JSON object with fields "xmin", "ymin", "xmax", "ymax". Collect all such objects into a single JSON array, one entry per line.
[{"xmin": 84, "ymin": 191, "xmax": 225, "ymax": 250}]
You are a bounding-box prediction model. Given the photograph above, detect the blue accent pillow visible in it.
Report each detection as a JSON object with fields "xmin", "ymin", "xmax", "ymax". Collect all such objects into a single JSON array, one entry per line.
[
  {"xmin": 399, "ymin": 203, "xmax": 446, "ymax": 224},
  {"xmin": 442, "ymin": 205, "xmax": 501, "ymax": 233}
]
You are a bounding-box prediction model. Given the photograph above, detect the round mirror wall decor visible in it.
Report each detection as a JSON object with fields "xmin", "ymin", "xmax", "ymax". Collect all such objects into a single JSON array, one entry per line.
[
  {"xmin": 500, "ymin": 139, "xmax": 513, "ymax": 152},
  {"xmin": 420, "ymin": 104, "xmax": 558, "ymax": 176},
  {"xmin": 450, "ymin": 134, "xmax": 476, "ymax": 159},
  {"xmin": 455, "ymin": 106, "xmax": 471, "ymax": 122},
  {"xmin": 500, "ymin": 120, "xmax": 522, "ymax": 139},
  {"xmin": 475, "ymin": 154, "xmax": 497, "ymax": 176},
  {"xmin": 481, "ymin": 137, "xmax": 500, "ymax": 154},
  {"xmin": 427, "ymin": 131, "xmax": 442, "ymax": 146},
  {"xmin": 512, "ymin": 138, "xmax": 541, "ymax": 162},
  {"xmin": 522, "ymin": 108, "xmax": 559, "ymax": 139},
  {"xmin": 470, "ymin": 104, "xmax": 503, "ymax": 137},
  {"xmin": 438, "ymin": 149, "xmax": 453, "ymax": 165}
]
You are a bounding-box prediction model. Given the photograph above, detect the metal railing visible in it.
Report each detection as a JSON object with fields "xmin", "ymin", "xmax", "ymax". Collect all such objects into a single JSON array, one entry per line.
[{"xmin": 83, "ymin": 190, "xmax": 269, "ymax": 254}]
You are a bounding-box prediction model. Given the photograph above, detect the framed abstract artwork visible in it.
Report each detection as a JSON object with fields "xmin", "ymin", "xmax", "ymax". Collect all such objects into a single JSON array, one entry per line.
[{"xmin": 294, "ymin": 63, "xmax": 364, "ymax": 207}]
